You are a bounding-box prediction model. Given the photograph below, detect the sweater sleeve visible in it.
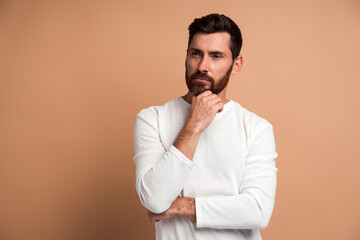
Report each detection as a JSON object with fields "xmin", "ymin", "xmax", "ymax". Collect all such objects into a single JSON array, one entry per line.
[
  {"xmin": 133, "ymin": 110, "xmax": 195, "ymax": 214},
  {"xmin": 195, "ymin": 122, "xmax": 278, "ymax": 229}
]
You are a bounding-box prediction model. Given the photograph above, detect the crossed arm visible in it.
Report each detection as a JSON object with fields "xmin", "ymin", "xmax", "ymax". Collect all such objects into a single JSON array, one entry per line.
[
  {"xmin": 147, "ymin": 197, "xmax": 196, "ymax": 223},
  {"xmin": 134, "ymin": 91, "xmax": 278, "ymax": 229},
  {"xmin": 136, "ymin": 91, "xmax": 223, "ymax": 223},
  {"xmin": 143, "ymin": 91, "xmax": 223, "ymax": 223}
]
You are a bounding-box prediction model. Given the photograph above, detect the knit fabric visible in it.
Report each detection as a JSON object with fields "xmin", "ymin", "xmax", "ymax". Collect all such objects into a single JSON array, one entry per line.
[{"xmin": 133, "ymin": 97, "xmax": 278, "ymax": 240}]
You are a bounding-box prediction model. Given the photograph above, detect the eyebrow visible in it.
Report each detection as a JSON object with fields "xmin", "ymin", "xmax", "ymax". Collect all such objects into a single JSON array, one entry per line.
[
  {"xmin": 209, "ymin": 51, "xmax": 226, "ymax": 56},
  {"xmin": 188, "ymin": 48, "xmax": 202, "ymax": 53},
  {"xmin": 188, "ymin": 48, "xmax": 226, "ymax": 56}
]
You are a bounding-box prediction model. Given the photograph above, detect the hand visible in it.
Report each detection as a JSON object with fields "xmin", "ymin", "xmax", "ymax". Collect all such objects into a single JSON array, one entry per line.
[
  {"xmin": 187, "ymin": 90, "xmax": 223, "ymax": 133},
  {"xmin": 147, "ymin": 197, "xmax": 196, "ymax": 223},
  {"xmin": 173, "ymin": 91, "xmax": 223, "ymax": 160}
]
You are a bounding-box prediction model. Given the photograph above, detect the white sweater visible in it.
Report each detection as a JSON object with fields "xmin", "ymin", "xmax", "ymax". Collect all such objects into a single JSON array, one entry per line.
[{"xmin": 133, "ymin": 97, "xmax": 278, "ymax": 240}]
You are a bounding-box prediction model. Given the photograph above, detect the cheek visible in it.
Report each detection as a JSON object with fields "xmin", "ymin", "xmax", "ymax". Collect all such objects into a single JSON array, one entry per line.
[
  {"xmin": 186, "ymin": 57, "xmax": 200, "ymax": 68},
  {"xmin": 186, "ymin": 62, "xmax": 196, "ymax": 74},
  {"xmin": 216, "ymin": 64, "xmax": 232, "ymax": 75}
]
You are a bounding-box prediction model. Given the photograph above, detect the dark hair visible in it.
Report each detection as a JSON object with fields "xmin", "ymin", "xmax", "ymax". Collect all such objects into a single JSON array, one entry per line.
[{"xmin": 188, "ymin": 13, "xmax": 242, "ymax": 61}]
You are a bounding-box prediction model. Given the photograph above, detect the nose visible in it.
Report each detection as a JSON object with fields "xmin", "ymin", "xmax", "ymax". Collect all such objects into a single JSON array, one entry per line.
[{"xmin": 198, "ymin": 56, "xmax": 209, "ymax": 72}]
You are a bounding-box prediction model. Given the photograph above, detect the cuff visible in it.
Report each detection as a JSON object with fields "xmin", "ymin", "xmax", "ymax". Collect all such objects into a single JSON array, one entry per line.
[
  {"xmin": 195, "ymin": 197, "xmax": 204, "ymax": 228},
  {"xmin": 169, "ymin": 145, "xmax": 194, "ymax": 168}
]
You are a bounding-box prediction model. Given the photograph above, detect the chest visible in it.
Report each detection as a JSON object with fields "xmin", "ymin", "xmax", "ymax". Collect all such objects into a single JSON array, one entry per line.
[{"xmin": 159, "ymin": 110, "xmax": 249, "ymax": 196}]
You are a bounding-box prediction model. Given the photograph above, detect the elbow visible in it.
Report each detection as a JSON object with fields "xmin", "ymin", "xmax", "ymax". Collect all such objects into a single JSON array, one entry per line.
[
  {"xmin": 247, "ymin": 198, "xmax": 274, "ymax": 229},
  {"xmin": 249, "ymin": 192, "xmax": 275, "ymax": 229},
  {"xmin": 256, "ymin": 205, "xmax": 274, "ymax": 229},
  {"xmin": 246, "ymin": 209, "xmax": 271, "ymax": 229},
  {"xmin": 140, "ymin": 194, "xmax": 170, "ymax": 214},
  {"xmin": 258, "ymin": 215, "xmax": 271, "ymax": 229},
  {"xmin": 258, "ymin": 199, "xmax": 275, "ymax": 229},
  {"xmin": 137, "ymin": 183, "xmax": 171, "ymax": 214}
]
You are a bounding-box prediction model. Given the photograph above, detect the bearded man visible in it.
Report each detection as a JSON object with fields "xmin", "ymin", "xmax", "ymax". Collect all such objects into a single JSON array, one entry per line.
[{"xmin": 133, "ymin": 13, "xmax": 278, "ymax": 240}]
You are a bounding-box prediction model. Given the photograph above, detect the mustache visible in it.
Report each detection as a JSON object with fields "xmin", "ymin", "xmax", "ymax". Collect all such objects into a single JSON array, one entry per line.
[{"xmin": 190, "ymin": 72, "xmax": 214, "ymax": 83}]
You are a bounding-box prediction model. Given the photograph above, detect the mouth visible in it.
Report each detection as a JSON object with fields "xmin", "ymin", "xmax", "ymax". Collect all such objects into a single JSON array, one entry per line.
[{"xmin": 193, "ymin": 78, "xmax": 209, "ymax": 83}]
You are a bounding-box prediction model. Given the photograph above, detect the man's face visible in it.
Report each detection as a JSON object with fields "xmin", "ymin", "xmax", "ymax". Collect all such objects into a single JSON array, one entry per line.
[{"xmin": 185, "ymin": 32, "xmax": 235, "ymax": 96}]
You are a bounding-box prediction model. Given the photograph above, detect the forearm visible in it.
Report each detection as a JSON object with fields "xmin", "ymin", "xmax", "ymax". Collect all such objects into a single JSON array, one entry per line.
[
  {"xmin": 148, "ymin": 197, "xmax": 196, "ymax": 223},
  {"xmin": 135, "ymin": 91, "xmax": 222, "ymax": 213},
  {"xmin": 136, "ymin": 146, "xmax": 194, "ymax": 213},
  {"xmin": 176, "ymin": 197, "xmax": 196, "ymax": 222},
  {"xmin": 174, "ymin": 91, "xmax": 223, "ymax": 160},
  {"xmin": 195, "ymin": 189, "xmax": 275, "ymax": 229},
  {"xmin": 136, "ymin": 119, "xmax": 201, "ymax": 213},
  {"xmin": 137, "ymin": 122, "xmax": 201, "ymax": 213},
  {"xmin": 173, "ymin": 121, "xmax": 201, "ymax": 161},
  {"xmin": 196, "ymin": 143, "xmax": 278, "ymax": 230}
]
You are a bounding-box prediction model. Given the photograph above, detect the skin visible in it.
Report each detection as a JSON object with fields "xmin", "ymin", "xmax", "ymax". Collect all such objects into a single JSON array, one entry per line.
[{"xmin": 148, "ymin": 32, "xmax": 243, "ymax": 223}]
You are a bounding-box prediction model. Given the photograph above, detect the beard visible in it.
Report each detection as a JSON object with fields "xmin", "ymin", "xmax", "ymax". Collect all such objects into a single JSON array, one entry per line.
[{"xmin": 185, "ymin": 64, "xmax": 233, "ymax": 96}]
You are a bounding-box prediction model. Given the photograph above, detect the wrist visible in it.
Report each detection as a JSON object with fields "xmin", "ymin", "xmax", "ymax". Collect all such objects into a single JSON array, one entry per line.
[
  {"xmin": 185, "ymin": 198, "xmax": 196, "ymax": 222},
  {"xmin": 177, "ymin": 197, "xmax": 196, "ymax": 222},
  {"xmin": 183, "ymin": 121, "xmax": 203, "ymax": 136},
  {"xmin": 173, "ymin": 120, "xmax": 202, "ymax": 161}
]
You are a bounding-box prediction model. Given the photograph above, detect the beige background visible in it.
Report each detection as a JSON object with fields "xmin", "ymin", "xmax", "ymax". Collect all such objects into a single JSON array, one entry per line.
[{"xmin": 1, "ymin": 0, "xmax": 360, "ymax": 239}]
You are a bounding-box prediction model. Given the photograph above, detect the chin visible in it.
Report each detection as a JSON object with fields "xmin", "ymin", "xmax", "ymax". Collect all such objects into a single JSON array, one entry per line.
[{"xmin": 190, "ymin": 87, "xmax": 210, "ymax": 96}]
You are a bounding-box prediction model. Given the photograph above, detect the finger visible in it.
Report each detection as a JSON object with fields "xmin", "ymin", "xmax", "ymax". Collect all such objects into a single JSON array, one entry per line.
[
  {"xmin": 197, "ymin": 90, "xmax": 212, "ymax": 97},
  {"xmin": 148, "ymin": 211, "xmax": 159, "ymax": 222},
  {"xmin": 201, "ymin": 93, "xmax": 219, "ymax": 103},
  {"xmin": 150, "ymin": 212, "xmax": 164, "ymax": 223},
  {"xmin": 149, "ymin": 215, "xmax": 158, "ymax": 223},
  {"xmin": 215, "ymin": 102, "xmax": 224, "ymax": 112},
  {"xmin": 206, "ymin": 95, "xmax": 222, "ymax": 105}
]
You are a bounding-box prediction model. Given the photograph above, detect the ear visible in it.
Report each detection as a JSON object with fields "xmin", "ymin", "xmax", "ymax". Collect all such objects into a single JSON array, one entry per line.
[{"xmin": 231, "ymin": 55, "xmax": 243, "ymax": 75}]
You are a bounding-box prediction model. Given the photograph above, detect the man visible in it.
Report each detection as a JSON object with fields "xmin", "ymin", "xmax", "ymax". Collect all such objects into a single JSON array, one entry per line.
[{"xmin": 133, "ymin": 13, "xmax": 278, "ymax": 240}]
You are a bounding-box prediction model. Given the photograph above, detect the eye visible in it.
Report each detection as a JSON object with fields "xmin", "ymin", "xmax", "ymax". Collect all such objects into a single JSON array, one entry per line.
[
  {"xmin": 212, "ymin": 54, "xmax": 223, "ymax": 59},
  {"xmin": 191, "ymin": 51, "xmax": 200, "ymax": 57}
]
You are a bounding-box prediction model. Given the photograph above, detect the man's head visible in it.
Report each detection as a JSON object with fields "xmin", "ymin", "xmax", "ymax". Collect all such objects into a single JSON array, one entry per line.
[
  {"xmin": 185, "ymin": 14, "xmax": 243, "ymax": 97},
  {"xmin": 187, "ymin": 14, "xmax": 242, "ymax": 61}
]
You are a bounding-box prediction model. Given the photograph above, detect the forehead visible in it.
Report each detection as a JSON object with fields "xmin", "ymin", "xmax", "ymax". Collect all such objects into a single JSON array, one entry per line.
[{"xmin": 189, "ymin": 32, "xmax": 231, "ymax": 53}]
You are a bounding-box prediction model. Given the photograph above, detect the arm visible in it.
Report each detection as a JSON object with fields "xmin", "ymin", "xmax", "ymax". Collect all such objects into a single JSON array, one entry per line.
[
  {"xmin": 147, "ymin": 197, "xmax": 196, "ymax": 223},
  {"xmin": 134, "ymin": 113, "xmax": 194, "ymax": 214},
  {"xmin": 147, "ymin": 123, "xmax": 278, "ymax": 229},
  {"xmin": 195, "ymin": 123, "xmax": 278, "ymax": 229},
  {"xmin": 134, "ymin": 91, "xmax": 223, "ymax": 213}
]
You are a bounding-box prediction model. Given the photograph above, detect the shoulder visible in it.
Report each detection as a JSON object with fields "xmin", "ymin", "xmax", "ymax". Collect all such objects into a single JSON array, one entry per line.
[
  {"xmin": 230, "ymin": 100, "xmax": 273, "ymax": 133},
  {"xmin": 136, "ymin": 97, "xmax": 184, "ymax": 122}
]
